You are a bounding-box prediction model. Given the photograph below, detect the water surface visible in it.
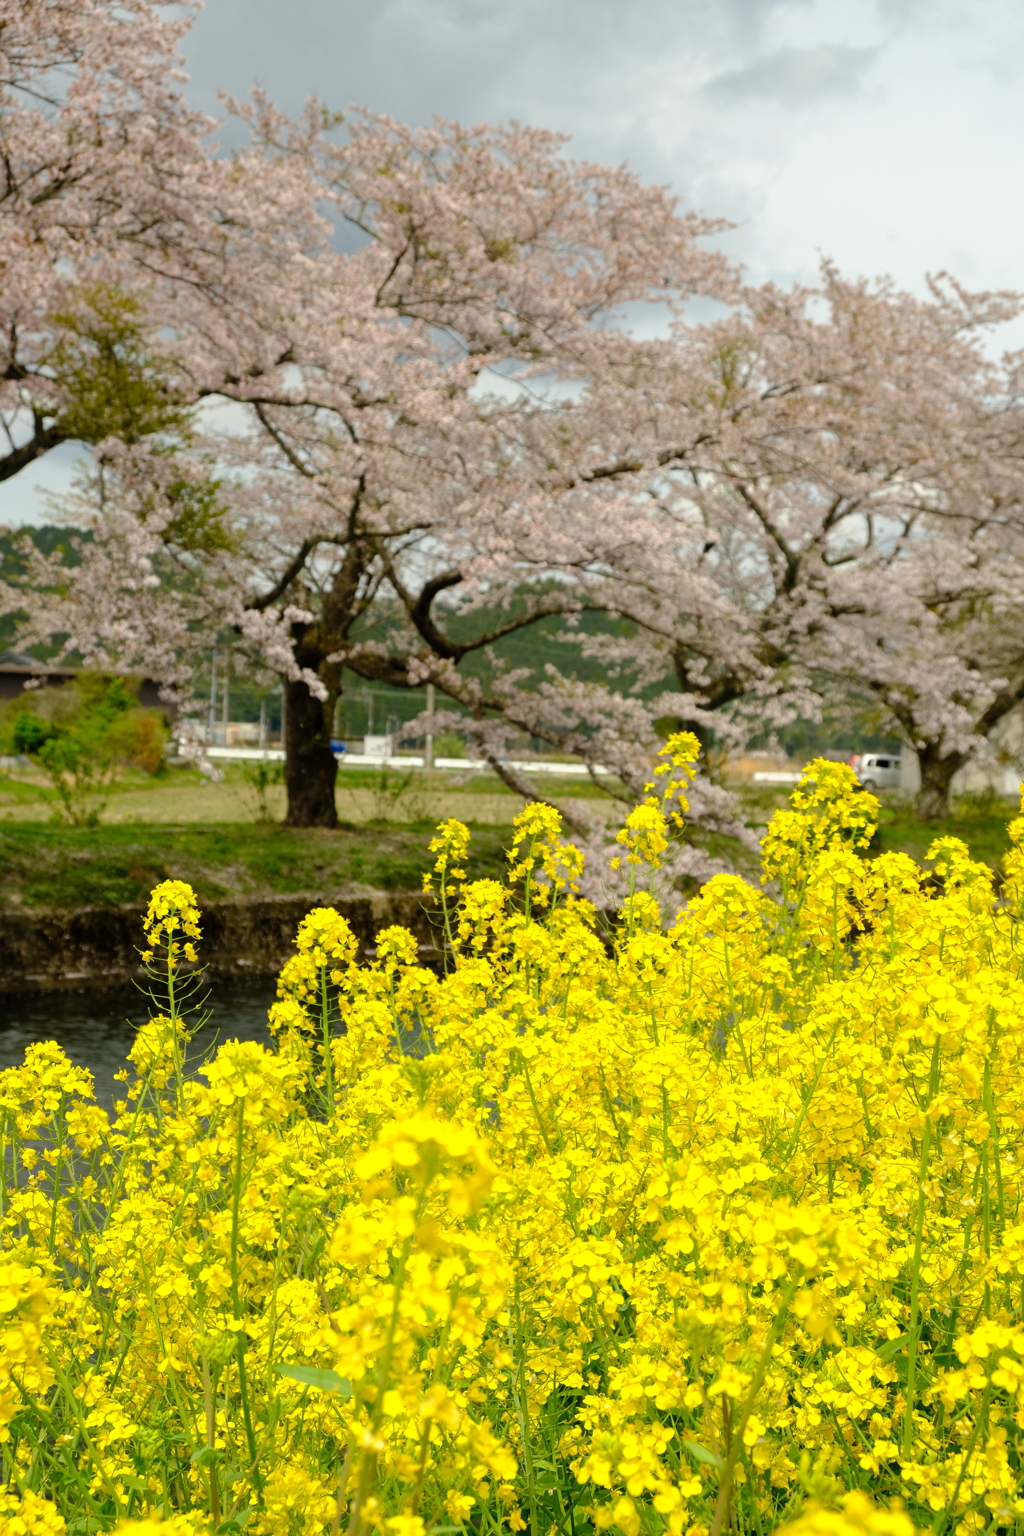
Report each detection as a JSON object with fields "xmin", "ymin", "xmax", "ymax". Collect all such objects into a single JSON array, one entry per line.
[{"xmin": 0, "ymin": 980, "xmax": 277, "ymax": 1109}]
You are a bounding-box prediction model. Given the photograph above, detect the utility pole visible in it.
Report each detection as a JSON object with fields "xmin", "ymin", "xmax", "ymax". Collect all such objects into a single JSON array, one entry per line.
[
  {"xmin": 207, "ymin": 648, "xmax": 218, "ymax": 745},
  {"xmin": 424, "ymin": 682, "xmax": 435, "ymax": 770},
  {"xmin": 221, "ymin": 650, "xmax": 229, "ymax": 742},
  {"xmin": 259, "ymin": 698, "xmax": 267, "ymax": 752}
]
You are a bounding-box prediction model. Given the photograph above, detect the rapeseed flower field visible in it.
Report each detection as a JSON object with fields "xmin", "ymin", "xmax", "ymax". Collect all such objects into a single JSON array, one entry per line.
[{"xmin": 3, "ymin": 739, "xmax": 1024, "ymax": 1536}]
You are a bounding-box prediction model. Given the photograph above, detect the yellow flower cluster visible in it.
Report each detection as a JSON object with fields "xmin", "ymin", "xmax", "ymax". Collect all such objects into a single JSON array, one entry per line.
[
  {"xmin": 0, "ymin": 1263, "xmax": 53, "ymax": 1440},
  {"xmin": 6, "ymin": 752, "xmax": 1024, "ymax": 1536},
  {"xmin": 140, "ymin": 879, "xmax": 202, "ymax": 968},
  {"xmin": 612, "ymin": 731, "xmax": 700, "ymax": 873}
]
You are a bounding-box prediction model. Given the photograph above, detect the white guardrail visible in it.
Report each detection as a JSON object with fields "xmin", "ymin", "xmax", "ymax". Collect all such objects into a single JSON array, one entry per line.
[{"xmin": 200, "ymin": 746, "xmax": 609, "ymax": 776}]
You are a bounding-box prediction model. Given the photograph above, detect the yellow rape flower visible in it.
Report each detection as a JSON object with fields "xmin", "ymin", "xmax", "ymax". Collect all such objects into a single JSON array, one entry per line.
[
  {"xmin": 111, "ymin": 1520, "xmax": 208, "ymax": 1536},
  {"xmin": 295, "ymin": 905, "xmax": 359, "ymax": 970},
  {"xmin": 508, "ymin": 802, "xmax": 584, "ymax": 908},
  {"xmin": 776, "ymin": 1492, "xmax": 921, "ymax": 1536},
  {"xmin": 761, "ymin": 759, "xmax": 878, "ymax": 884},
  {"xmin": 0, "ymin": 1486, "xmax": 67, "ymax": 1536},
  {"xmin": 13, "ymin": 774, "xmax": 1024, "ymax": 1536},
  {"xmin": 613, "ymin": 802, "xmax": 669, "ymax": 871},
  {"xmin": 142, "ymin": 879, "xmax": 201, "ymax": 964},
  {"xmin": 423, "ymin": 818, "xmax": 471, "ymax": 894}
]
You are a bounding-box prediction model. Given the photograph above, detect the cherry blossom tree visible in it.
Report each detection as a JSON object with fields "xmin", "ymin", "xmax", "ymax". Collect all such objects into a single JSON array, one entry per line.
[
  {"xmin": 4, "ymin": 86, "xmax": 735, "ymax": 826},
  {"xmin": 12, "ymin": 1, "xmax": 1022, "ymax": 840},
  {"xmin": 0, "ymin": 0, "xmax": 207, "ymax": 474},
  {"xmin": 0, "ymin": 0, "xmax": 339, "ymax": 482},
  {"xmin": 545, "ymin": 264, "xmax": 1024, "ymax": 820},
  {"xmin": 1, "ymin": 0, "xmax": 725, "ymax": 829}
]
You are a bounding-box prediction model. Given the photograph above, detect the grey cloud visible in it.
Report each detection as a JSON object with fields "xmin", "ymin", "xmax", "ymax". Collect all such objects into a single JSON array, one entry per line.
[
  {"xmin": 176, "ymin": 0, "xmax": 1008, "ymax": 297},
  {"xmin": 183, "ymin": 0, "xmax": 794, "ymax": 129},
  {"xmin": 181, "ymin": 0, "xmax": 816, "ymax": 257},
  {"xmin": 707, "ymin": 44, "xmax": 880, "ymax": 103},
  {"xmin": 874, "ymin": 0, "xmax": 949, "ymax": 21}
]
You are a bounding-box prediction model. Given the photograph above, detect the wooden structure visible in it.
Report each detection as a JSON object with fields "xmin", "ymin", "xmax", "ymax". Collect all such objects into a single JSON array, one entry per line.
[{"xmin": 0, "ymin": 653, "xmax": 169, "ymax": 712}]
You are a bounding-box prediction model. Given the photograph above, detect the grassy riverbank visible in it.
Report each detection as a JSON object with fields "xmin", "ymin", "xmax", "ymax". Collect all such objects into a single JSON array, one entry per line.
[
  {"xmin": 0, "ymin": 821, "xmax": 515, "ymax": 909},
  {"xmin": 3, "ymin": 763, "xmax": 1019, "ymax": 911}
]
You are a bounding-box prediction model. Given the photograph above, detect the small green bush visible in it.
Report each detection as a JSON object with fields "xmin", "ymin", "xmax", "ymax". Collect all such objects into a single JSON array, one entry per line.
[
  {"xmin": 433, "ymin": 731, "xmax": 466, "ymax": 758},
  {"xmin": 0, "ymin": 673, "xmax": 169, "ymax": 823},
  {"xmin": 11, "ymin": 710, "xmax": 55, "ymax": 755}
]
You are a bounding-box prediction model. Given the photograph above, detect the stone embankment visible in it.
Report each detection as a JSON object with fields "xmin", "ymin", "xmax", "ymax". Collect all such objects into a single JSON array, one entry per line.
[{"xmin": 1, "ymin": 891, "xmax": 438, "ymax": 992}]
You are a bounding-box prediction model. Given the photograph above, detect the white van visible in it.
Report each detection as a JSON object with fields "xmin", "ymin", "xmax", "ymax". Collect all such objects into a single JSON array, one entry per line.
[{"xmin": 852, "ymin": 752, "xmax": 902, "ymax": 791}]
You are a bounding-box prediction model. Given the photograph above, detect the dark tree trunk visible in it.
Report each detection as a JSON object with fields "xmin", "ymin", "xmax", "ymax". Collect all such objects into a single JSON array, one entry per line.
[
  {"xmin": 664, "ymin": 715, "xmax": 715, "ymax": 757},
  {"xmin": 914, "ymin": 747, "xmax": 964, "ymax": 823},
  {"xmin": 669, "ymin": 646, "xmax": 744, "ymax": 763},
  {"xmin": 283, "ymin": 673, "xmax": 339, "ymax": 828}
]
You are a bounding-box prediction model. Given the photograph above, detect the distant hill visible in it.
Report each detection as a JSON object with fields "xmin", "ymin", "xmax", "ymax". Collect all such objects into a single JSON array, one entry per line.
[{"xmin": 0, "ymin": 525, "xmax": 88, "ymax": 654}]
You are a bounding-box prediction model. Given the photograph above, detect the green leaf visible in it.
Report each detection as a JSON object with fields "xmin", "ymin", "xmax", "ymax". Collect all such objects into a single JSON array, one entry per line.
[
  {"xmin": 216, "ymin": 1514, "xmax": 253, "ymax": 1534},
  {"xmin": 681, "ymin": 1438, "xmax": 722, "ymax": 1468},
  {"xmin": 274, "ymin": 1363, "xmax": 352, "ymax": 1396},
  {"xmin": 191, "ymin": 1445, "xmax": 223, "ymax": 1468},
  {"xmin": 876, "ymin": 1333, "xmax": 910, "ymax": 1362}
]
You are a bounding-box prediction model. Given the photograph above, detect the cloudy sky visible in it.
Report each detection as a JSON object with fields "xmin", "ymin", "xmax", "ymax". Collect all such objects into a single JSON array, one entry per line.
[
  {"xmin": 9, "ymin": 0, "xmax": 1023, "ymax": 523},
  {"xmin": 181, "ymin": 0, "xmax": 1023, "ymax": 291}
]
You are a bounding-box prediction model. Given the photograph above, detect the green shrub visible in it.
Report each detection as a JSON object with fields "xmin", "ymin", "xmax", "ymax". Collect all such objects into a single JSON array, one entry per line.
[
  {"xmin": 11, "ymin": 710, "xmax": 55, "ymax": 755},
  {"xmin": 0, "ymin": 673, "xmax": 169, "ymax": 823}
]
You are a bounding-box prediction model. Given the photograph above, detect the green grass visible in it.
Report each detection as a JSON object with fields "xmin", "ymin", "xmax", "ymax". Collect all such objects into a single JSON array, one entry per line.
[
  {"xmin": 5, "ymin": 775, "xmax": 1016, "ymax": 913},
  {"xmin": 869, "ymin": 791, "xmax": 1019, "ymax": 868},
  {"xmin": 730, "ymin": 783, "xmax": 799, "ymax": 819},
  {"xmin": 0, "ymin": 821, "xmax": 513, "ymax": 909},
  {"xmin": 0, "ymin": 759, "xmax": 620, "ymax": 811},
  {"xmin": 0, "ymin": 762, "xmax": 207, "ymax": 816},
  {"xmin": 335, "ymin": 763, "xmax": 622, "ymax": 799}
]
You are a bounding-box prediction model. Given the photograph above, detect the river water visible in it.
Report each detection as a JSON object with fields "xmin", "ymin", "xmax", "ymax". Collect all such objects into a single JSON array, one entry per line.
[{"xmin": 0, "ymin": 981, "xmax": 278, "ymax": 1109}]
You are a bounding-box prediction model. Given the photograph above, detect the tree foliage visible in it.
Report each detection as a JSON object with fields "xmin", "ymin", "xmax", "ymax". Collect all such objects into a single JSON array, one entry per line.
[{"xmin": 1, "ymin": 673, "xmax": 169, "ymax": 823}]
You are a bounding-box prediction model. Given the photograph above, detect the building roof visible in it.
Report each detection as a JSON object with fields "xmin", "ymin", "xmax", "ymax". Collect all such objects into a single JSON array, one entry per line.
[{"xmin": 0, "ymin": 654, "xmax": 78, "ymax": 675}]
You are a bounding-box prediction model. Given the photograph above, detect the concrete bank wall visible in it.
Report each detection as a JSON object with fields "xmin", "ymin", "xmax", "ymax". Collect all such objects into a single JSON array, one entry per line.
[{"xmin": 0, "ymin": 891, "xmax": 438, "ymax": 993}]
